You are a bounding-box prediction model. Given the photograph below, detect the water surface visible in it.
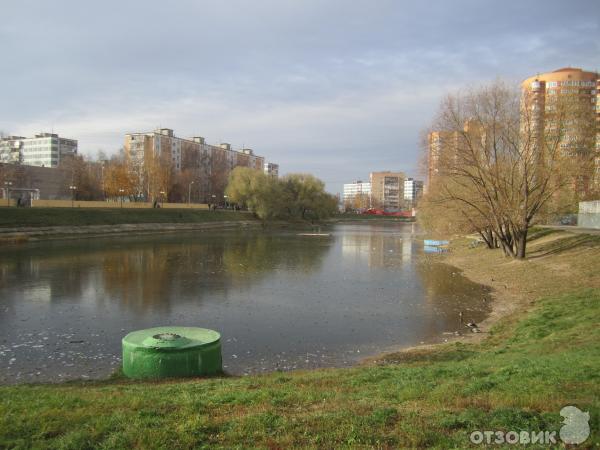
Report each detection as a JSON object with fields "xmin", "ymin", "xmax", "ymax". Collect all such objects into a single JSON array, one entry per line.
[{"xmin": 0, "ymin": 223, "xmax": 490, "ymax": 383}]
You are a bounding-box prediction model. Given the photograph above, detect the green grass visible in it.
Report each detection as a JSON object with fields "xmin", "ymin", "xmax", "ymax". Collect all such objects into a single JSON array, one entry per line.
[
  {"xmin": 0, "ymin": 207, "xmax": 254, "ymax": 228},
  {"xmin": 1, "ymin": 288, "xmax": 598, "ymax": 448}
]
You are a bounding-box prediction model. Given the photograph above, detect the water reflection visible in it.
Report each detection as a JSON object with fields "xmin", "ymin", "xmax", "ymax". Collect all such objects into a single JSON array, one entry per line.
[
  {"xmin": 0, "ymin": 224, "xmax": 490, "ymax": 383},
  {"xmin": 0, "ymin": 232, "xmax": 329, "ymax": 314},
  {"xmin": 340, "ymin": 225, "xmax": 412, "ymax": 268}
]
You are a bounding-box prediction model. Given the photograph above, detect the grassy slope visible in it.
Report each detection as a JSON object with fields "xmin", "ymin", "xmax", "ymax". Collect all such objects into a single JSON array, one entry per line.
[
  {"xmin": 0, "ymin": 231, "xmax": 599, "ymax": 449},
  {"xmin": 0, "ymin": 208, "xmax": 254, "ymax": 228}
]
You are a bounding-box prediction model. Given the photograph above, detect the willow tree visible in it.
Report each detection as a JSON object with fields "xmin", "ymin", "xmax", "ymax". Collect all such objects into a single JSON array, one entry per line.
[
  {"xmin": 226, "ymin": 168, "xmax": 337, "ymax": 221},
  {"xmin": 427, "ymin": 80, "xmax": 593, "ymax": 258}
]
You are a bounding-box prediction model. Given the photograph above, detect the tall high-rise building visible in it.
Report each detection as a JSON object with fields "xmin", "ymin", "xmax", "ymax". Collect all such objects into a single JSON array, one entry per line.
[
  {"xmin": 522, "ymin": 67, "xmax": 599, "ymax": 189},
  {"xmin": 0, "ymin": 133, "xmax": 77, "ymax": 168},
  {"xmin": 427, "ymin": 131, "xmax": 458, "ymax": 181},
  {"xmin": 427, "ymin": 120, "xmax": 482, "ymax": 185},
  {"xmin": 369, "ymin": 171, "xmax": 405, "ymax": 211}
]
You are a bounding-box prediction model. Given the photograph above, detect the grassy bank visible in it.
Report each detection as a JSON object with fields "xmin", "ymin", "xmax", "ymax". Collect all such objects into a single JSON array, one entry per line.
[
  {"xmin": 0, "ymin": 207, "xmax": 254, "ymax": 228},
  {"xmin": 0, "ymin": 231, "xmax": 598, "ymax": 448}
]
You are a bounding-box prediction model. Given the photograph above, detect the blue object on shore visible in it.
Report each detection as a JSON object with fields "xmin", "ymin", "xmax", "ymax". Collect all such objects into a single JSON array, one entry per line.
[
  {"xmin": 424, "ymin": 239, "xmax": 449, "ymax": 247},
  {"xmin": 424, "ymin": 245, "xmax": 448, "ymax": 254}
]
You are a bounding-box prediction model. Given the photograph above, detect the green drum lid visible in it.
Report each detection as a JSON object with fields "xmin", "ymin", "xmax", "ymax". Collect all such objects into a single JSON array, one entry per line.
[{"xmin": 123, "ymin": 326, "xmax": 221, "ymax": 352}]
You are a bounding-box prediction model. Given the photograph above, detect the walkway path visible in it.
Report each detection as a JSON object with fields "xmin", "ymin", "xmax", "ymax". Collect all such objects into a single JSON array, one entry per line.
[{"xmin": 539, "ymin": 225, "xmax": 600, "ymax": 236}]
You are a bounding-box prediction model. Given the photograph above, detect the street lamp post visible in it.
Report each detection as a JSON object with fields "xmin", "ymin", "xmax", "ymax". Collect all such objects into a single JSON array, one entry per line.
[
  {"xmin": 4, "ymin": 181, "xmax": 12, "ymax": 207},
  {"xmin": 119, "ymin": 188, "xmax": 125, "ymax": 208},
  {"xmin": 223, "ymin": 195, "xmax": 228, "ymax": 209},
  {"xmin": 159, "ymin": 190, "xmax": 165, "ymax": 208},
  {"xmin": 188, "ymin": 181, "xmax": 194, "ymax": 205},
  {"xmin": 211, "ymin": 194, "xmax": 216, "ymax": 211},
  {"xmin": 69, "ymin": 185, "xmax": 77, "ymax": 208}
]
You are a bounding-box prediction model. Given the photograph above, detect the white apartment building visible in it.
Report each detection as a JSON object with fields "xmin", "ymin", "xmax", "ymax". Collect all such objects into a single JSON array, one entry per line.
[
  {"xmin": 264, "ymin": 162, "xmax": 279, "ymax": 178},
  {"xmin": 343, "ymin": 181, "xmax": 371, "ymax": 204},
  {"xmin": 0, "ymin": 133, "xmax": 77, "ymax": 168},
  {"xmin": 404, "ymin": 178, "xmax": 423, "ymax": 203}
]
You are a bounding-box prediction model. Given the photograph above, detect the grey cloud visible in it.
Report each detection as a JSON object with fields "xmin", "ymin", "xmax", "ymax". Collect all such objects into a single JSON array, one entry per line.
[{"xmin": 0, "ymin": 0, "xmax": 598, "ymax": 193}]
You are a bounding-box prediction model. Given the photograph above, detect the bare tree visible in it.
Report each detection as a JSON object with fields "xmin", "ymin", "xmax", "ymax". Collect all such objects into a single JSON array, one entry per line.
[{"xmin": 424, "ymin": 80, "xmax": 594, "ymax": 258}]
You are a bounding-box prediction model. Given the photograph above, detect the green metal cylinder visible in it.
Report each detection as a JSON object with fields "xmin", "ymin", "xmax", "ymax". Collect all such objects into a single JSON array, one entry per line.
[{"xmin": 122, "ymin": 326, "xmax": 222, "ymax": 379}]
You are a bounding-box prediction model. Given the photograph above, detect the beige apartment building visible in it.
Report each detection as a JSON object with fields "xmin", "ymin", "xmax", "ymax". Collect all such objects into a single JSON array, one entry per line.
[
  {"xmin": 369, "ymin": 171, "xmax": 405, "ymax": 211},
  {"xmin": 124, "ymin": 128, "xmax": 265, "ymax": 201},
  {"xmin": 522, "ymin": 67, "xmax": 600, "ymax": 190},
  {"xmin": 427, "ymin": 120, "xmax": 482, "ymax": 183},
  {"xmin": 428, "ymin": 67, "xmax": 599, "ymax": 192},
  {"xmin": 428, "ymin": 130, "xmax": 458, "ymax": 181}
]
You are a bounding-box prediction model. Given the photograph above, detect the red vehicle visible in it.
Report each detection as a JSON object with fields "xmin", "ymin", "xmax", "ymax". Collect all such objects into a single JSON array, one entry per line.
[{"xmin": 363, "ymin": 208, "xmax": 413, "ymax": 217}]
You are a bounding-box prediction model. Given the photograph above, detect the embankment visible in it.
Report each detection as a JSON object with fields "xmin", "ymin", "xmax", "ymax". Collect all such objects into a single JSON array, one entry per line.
[{"xmin": 0, "ymin": 208, "xmax": 258, "ymax": 242}]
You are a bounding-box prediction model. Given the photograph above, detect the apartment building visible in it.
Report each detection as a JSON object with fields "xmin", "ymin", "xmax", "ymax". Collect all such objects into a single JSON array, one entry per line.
[
  {"xmin": 0, "ymin": 133, "xmax": 77, "ymax": 168},
  {"xmin": 427, "ymin": 120, "xmax": 485, "ymax": 184},
  {"xmin": 124, "ymin": 128, "xmax": 265, "ymax": 201},
  {"xmin": 343, "ymin": 180, "xmax": 371, "ymax": 209},
  {"xmin": 522, "ymin": 67, "xmax": 599, "ymax": 189},
  {"xmin": 370, "ymin": 171, "xmax": 405, "ymax": 211},
  {"xmin": 428, "ymin": 130, "xmax": 458, "ymax": 181},
  {"xmin": 264, "ymin": 162, "xmax": 279, "ymax": 178},
  {"xmin": 404, "ymin": 178, "xmax": 423, "ymax": 204}
]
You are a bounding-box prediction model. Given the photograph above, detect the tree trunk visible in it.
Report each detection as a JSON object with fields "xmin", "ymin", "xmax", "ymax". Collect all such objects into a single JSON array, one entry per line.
[
  {"xmin": 478, "ymin": 228, "xmax": 494, "ymax": 249},
  {"xmin": 500, "ymin": 241, "xmax": 514, "ymax": 257},
  {"xmin": 515, "ymin": 227, "xmax": 528, "ymax": 259},
  {"xmin": 484, "ymin": 228, "xmax": 495, "ymax": 249}
]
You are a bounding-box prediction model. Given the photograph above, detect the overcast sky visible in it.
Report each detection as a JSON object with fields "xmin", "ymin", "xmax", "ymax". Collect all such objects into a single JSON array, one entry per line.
[{"xmin": 1, "ymin": 0, "xmax": 598, "ymax": 193}]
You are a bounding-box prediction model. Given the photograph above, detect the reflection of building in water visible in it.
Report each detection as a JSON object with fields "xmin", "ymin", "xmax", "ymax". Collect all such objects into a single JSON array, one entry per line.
[
  {"xmin": 341, "ymin": 231, "xmax": 408, "ymax": 268},
  {"xmin": 341, "ymin": 232, "xmax": 372, "ymax": 261},
  {"xmin": 368, "ymin": 234, "xmax": 404, "ymax": 268},
  {"xmin": 0, "ymin": 253, "xmax": 89, "ymax": 304},
  {"xmin": 402, "ymin": 238, "xmax": 412, "ymax": 263}
]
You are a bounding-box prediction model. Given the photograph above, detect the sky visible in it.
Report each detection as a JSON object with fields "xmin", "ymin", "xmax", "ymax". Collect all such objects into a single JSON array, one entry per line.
[{"xmin": 1, "ymin": 0, "xmax": 599, "ymax": 194}]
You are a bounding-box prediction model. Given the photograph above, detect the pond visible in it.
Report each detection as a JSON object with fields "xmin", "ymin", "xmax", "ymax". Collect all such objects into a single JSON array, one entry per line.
[{"xmin": 0, "ymin": 223, "xmax": 490, "ymax": 383}]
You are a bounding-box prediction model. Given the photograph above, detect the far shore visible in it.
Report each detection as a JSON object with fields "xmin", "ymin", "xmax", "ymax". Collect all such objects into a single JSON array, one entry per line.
[
  {"xmin": 0, "ymin": 220, "xmax": 262, "ymax": 243},
  {"xmin": 0, "ymin": 207, "xmax": 418, "ymax": 244}
]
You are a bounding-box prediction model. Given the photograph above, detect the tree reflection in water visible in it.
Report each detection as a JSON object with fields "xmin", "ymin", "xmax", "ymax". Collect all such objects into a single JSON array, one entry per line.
[{"xmin": 0, "ymin": 231, "xmax": 330, "ymax": 314}]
